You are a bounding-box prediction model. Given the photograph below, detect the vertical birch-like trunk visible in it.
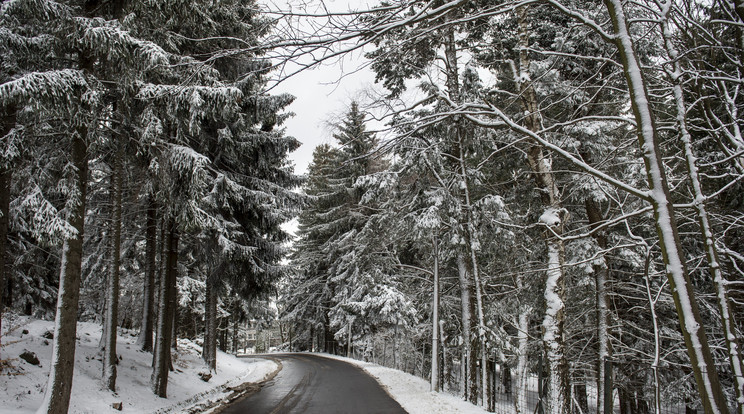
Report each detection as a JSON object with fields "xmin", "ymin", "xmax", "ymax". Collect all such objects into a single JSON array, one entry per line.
[
  {"xmin": 102, "ymin": 151, "xmax": 123, "ymax": 391},
  {"xmin": 440, "ymin": 319, "xmax": 447, "ymax": 391},
  {"xmin": 444, "ymin": 27, "xmax": 486, "ymax": 405},
  {"xmin": 37, "ymin": 133, "xmax": 87, "ymax": 414},
  {"xmin": 456, "ymin": 132, "xmax": 489, "ymax": 407},
  {"xmin": 152, "ymin": 218, "xmax": 178, "ymax": 397},
  {"xmin": 515, "ymin": 7, "xmax": 570, "ymax": 414},
  {"xmin": 514, "ymin": 299, "xmax": 531, "ymax": 414},
  {"xmin": 137, "ymin": 197, "xmax": 157, "ymax": 352},
  {"xmin": 659, "ymin": 7, "xmax": 744, "ymax": 409},
  {"xmin": 431, "ymin": 235, "xmax": 440, "ymax": 392},
  {"xmin": 642, "ymin": 249, "xmax": 662, "ymax": 414},
  {"xmin": 602, "ymin": 0, "xmax": 729, "ymax": 411},
  {"xmin": 457, "ymin": 253, "xmax": 477, "ymax": 403}
]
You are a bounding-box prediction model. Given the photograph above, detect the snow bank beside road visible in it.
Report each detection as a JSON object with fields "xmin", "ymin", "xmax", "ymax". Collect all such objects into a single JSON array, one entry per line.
[
  {"xmin": 0, "ymin": 314, "xmax": 277, "ymax": 414},
  {"xmin": 318, "ymin": 353, "xmax": 491, "ymax": 414}
]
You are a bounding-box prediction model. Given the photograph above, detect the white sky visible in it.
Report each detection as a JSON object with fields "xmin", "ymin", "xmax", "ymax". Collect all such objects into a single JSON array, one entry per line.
[
  {"xmin": 274, "ymin": 60, "xmax": 379, "ymax": 176},
  {"xmin": 266, "ymin": 0, "xmax": 385, "ymax": 176}
]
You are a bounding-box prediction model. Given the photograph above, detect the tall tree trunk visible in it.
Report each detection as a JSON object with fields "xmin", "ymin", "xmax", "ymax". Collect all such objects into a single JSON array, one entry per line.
[
  {"xmin": 444, "ymin": 27, "xmax": 484, "ymax": 406},
  {"xmin": 152, "ymin": 217, "xmax": 166, "ymax": 368},
  {"xmin": 0, "ymin": 168, "xmax": 10, "ymax": 366},
  {"xmin": 137, "ymin": 197, "xmax": 157, "ymax": 352},
  {"xmin": 151, "ymin": 218, "xmax": 178, "ymax": 398},
  {"xmin": 585, "ymin": 198, "xmax": 612, "ymax": 414},
  {"xmin": 431, "ymin": 235, "xmax": 440, "ymax": 392},
  {"xmin": 152, "ymin": 216, "xmax": 166, "ymax": 367},
  {"xmin": 102, "ymin": 151, "xmax": 123, "ymax": 391},
  {"xmin": 203, "ymin": 277, "xmax": 217, "ymax": 372},
  {"xmin": 515, "ymin": 301, "xmax": 531, "ymax": 414},
  {"xmin": 0, "ymin": 105, "xmax": 14, "ymax": 366},
  {"xmin": 603, "ymin": 0, "xmax": 729, "ymax": 411},
  {"xmin": 516, "ymin": 7, "xmax": 570, "ymax": 414},
  {"xmin": 659, "ymin": 7, "xmax": 744, "ymax": 408},
  {"xmin": 37, "ymin": 133, "xmax": 88, "ymax": 414},
  {"xmin": 457, "ymin": 253, "xmax": 477, "ymax": 404}
]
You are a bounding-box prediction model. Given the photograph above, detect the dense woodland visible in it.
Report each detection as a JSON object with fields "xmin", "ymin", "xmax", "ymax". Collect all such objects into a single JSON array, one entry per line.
[{"xmin": 2, "ymin": 0, "xmax": 744, "ymax": 413}]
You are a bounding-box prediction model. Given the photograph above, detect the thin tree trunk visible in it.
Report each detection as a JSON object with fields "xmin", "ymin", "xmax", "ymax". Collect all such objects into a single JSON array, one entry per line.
[
  {"xmin": 659, "ymin": 7, "xmax": 744, "ymax": 408},
  {"xmin": 102, "ymin": 151, "xmax": 123, "ymax": 391},
  {"xmin": 642, "ymin": 249, "xmax": 662, "ymax": 414},
  {"xmin": 515, "ymin": 302, "xmax": 531, "ymax": 414},
  {"xmin": 440, "ymin": 319, "xmax": 447, "ymax": 391},
  {"xmin": 169, "ymin": 279, "xmax": 177, "ymax": 372},
  {"xmin": 431, "ymin": 235, "xmax": 440, "ymax": 392},
  {"xmin": 444, "ymin": 29, "xmax": 483, "ymax": 405},
  {"xmin": 457, "ymin": 253, "xmax": 477, "ymax": 404},
  {"xmin": 0, "ymin": 167, "xmax": 10, "ymax": 366},
  {"xmin": 37, "ymin": 133, "xmax": 87, "ymax": 414},
  {"xmin": 151, "ymin": 218, "xmax": 178, "ymax": 397},
  {"xmin": 137, "ymin": 197, "xmax": 157, "ymax": 352},
  {"xmin": 232, "ymin": 300, "xmax": 239, "ymax": 354},
  {"xmin": 585, "ymin": 198, "xmax": 612, "ymax": 414},
  {"xmin": 602, "ymin": 0, "xmax": 729, "ymax": 411}
]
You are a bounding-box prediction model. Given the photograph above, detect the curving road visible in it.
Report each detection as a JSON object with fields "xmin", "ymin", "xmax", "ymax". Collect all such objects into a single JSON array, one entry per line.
[{"xmin": 220, "ymin": 353, "xmax": 408, "ymax": 414}]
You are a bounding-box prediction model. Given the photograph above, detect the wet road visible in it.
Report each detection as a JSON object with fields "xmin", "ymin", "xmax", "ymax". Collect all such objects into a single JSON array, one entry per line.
[{"xmin": 221, "ymin": 353, "xmax": 408, "ymax": 414}]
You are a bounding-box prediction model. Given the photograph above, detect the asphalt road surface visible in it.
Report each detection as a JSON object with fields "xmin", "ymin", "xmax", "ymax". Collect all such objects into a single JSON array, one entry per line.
[{"xmin": 220, "ymin": 353, "xmax": 408, "ymax": 414}]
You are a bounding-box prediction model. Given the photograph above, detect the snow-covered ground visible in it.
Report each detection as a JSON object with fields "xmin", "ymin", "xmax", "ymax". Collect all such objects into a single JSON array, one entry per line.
[
  {"xmin": 0, "ymin": 314, "xmax": 278, "ymax": 414},
  {"xmin": 318, "ymin": 353, "xmax": 492, "ymax": 414}
]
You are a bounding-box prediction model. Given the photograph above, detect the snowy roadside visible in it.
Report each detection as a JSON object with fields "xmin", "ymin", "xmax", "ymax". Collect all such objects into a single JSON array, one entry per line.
[
  {"xmin": 316, "ymin": 353, "xmax": 493, "ymax": 414},
  {"xmin": 0, "ymin": 315, "xmax": 278, "ymax": 414}
]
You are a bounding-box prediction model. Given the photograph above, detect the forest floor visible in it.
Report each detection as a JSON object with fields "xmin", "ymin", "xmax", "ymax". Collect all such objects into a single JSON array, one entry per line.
[{"xmin": 0, "ymin": 313, "xmax": 278, "ymax": 414}]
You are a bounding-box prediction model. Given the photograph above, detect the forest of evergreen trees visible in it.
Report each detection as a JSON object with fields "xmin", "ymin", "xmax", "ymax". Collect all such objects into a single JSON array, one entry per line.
[{"xmin": 2, "ymin": 0, "xmax": 744, "ymax": 412}]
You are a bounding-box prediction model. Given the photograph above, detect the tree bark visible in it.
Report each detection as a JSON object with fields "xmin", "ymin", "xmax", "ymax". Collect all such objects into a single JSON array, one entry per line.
[
  {"xmin": 0, "ymin": 105, "xmax": 16, "ymax": 366},
  {"xmin": 603, "ymin": 0, "xmax": 729, "ymax": 411},
  {"xmin": 37, "ymin": 133, "xmax": 88, "ymax": 414},
  {"xmin": 152, "ymin": 218, "xmax": 167, "ymax": 368},
  {"xmin": 203, "ymin": 277, "xmax": 218, "ymax": 372},
  {"xmin": 658, "ymin": 7, "xmax": 744, "ymax": 408},
  {"xmin": 444, "ymin": 27, "xmax": 484, "ymax": 406},
  {"xmin": 585, "ymin": 198, "xmax": 612, "ymax": 414},
  {"xmin": 137, "ymin": 197, "xmax": 157, "ymax": 352},
  {"xmin": 515, "ymin": 302, "xmax": 531, "ymax": 414},
  {"xmin": 102, "ymin": 150, "xmax": 123, "ymax": 391},
  {"xmin": 151, "ymin": 218, "xmax": 178, "ymax": 398},
  {"xmin": 0, "ymin": 169, "xmax": 10, "ymax": 366},
  {"xmin": 516, "ymin": 7, "xmax": 570, "ymax": 414},
  {"xmin": 457, "ymin": 253, "xmax": 477, "ymax": 404},
  {"xmin": 431, "ymin": 235, "xmax": 440, "ymax": 392}
]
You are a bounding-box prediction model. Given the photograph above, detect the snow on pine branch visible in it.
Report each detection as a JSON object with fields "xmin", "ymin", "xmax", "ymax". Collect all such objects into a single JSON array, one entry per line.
[
  {"xmin": 0, "ymin": 69, "xmax": 92, "ymax": 107},
  {"xmin": 136, "ymin": 84, "xmax": 243, "ymax": 132},
  {"xmin": 0, "ymin": 0, "xmax": 72, "ymax": 21},
  {"xmin": 136, "ymin": 84, "xmax": 242, "ymax": 109},
  {"xmin": 12, "ymin": 185, "xmax": 76, "ymax": 243},
  {"xmin": 74, "ymin": 17, "xmax": 170, "ymax": 69}
]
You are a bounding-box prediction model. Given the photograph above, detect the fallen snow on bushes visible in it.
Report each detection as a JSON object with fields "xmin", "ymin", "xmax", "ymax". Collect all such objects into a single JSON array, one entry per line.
[
  {"xmin": 0, "ymin": 314, "xmax": 277, "ymax": 414},
  {"xmin": 318, "ymin": 353, "xmax": 491, "ymax": 414}
]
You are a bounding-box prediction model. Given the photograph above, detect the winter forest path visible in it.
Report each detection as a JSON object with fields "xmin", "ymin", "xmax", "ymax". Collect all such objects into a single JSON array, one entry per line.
[{"xmin": 220, "ymin": 353, "xmax": 408, "ymax": 414}]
